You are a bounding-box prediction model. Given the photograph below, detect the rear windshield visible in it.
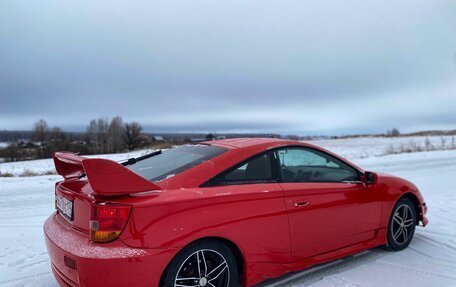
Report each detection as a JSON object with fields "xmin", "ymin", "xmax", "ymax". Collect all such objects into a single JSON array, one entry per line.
[{"xmin": 127, "ymin": 145, "xmax": 226, "ymax": 182}]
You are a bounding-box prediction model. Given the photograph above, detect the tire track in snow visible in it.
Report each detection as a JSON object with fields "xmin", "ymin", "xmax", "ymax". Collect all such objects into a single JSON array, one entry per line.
[
  {"xmin": 322, "ymin": 275, "xmax": 362, "ymax": 287},
  {"xmin": 409, "ymin": 246, "xmax": 456, "ymax": 265},
  {"xmin": 0, "ymin": 272, "xmax": 52, "ymax": 286},
  {"xmin": 419, "ymin": 229, "xmax": 456, "ymax": 238},
  {"xmin": 17, "ymin": 260, "xmax": 49, "ymax": 272},
  {"xmin": 374, "ymin": 260, "xmax": 456, "ymax": 282},
  {"xmin": 256, "ymin": 248, "xmax": 388, "ymax": 287},
  {"xmin": 415, "ymin": 233, "xmax": 456, "ymax": 253}
]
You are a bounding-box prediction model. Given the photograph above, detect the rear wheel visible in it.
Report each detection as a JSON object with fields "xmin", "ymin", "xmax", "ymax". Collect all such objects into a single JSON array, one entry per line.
[
  {"xmin": 161, "ymin": 240, "xmax": 239, "ymax": 287},
  {"xmin": 385, "ymin": 198, "xmax": 416, "ymax": 251}
]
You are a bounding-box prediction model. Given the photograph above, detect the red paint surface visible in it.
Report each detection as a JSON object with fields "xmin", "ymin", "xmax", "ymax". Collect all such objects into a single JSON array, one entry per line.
[{"xmin": 44, "ymin": 138, "xmax": 427, "ymax": 286}]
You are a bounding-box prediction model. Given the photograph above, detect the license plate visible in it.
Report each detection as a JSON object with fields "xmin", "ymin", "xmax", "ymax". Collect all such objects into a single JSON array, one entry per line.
[{"xmin": 56, "ymin": 194, "xmax": 73, "ymax": 221}]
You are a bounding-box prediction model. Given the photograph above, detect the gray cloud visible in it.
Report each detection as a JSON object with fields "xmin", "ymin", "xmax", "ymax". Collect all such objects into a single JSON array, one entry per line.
[{"xmin": 1, "ymin": 0, "xmax": 455, "ymax": 135}]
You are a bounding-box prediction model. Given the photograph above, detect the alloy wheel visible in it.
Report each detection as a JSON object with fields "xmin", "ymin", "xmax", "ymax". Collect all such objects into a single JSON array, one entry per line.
[
  {"xmin": 175, "ymin": 249, "xmax": 230, "ymax": 287},
  {"xmin": 391, "ymin": 204, "xmax": 414, "ymax": 245}
]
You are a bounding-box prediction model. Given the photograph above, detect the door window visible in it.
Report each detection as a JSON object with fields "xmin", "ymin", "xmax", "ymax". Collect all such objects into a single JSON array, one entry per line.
[{"xmin": 277, "ymin": 148, "xmax": 359, "ymax": 183}]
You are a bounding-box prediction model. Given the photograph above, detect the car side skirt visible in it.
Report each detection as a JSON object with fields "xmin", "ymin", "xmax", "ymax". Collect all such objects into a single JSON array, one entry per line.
[{"xmin": 245, "ymin": 228, "xmax": 387, "ymax": 286}]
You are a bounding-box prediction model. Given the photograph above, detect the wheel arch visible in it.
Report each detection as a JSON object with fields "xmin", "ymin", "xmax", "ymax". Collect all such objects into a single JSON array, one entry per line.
[
  {"xmin": 159, "ymin": 236, "xmax": 246, "ymax": 286},
  {"xmin": 396, "ymin": 192, "xmax": 423, "ymax": 225}
]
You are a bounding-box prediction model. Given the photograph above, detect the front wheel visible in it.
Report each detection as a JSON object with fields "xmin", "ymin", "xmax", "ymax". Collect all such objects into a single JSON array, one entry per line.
[
  {"xmin": 161, "ymin": 240, "xmax": 239, "ymax": 287},
  {"xmin": 385, "ymin": 198, "xmax": 416, "ymax": 251}
]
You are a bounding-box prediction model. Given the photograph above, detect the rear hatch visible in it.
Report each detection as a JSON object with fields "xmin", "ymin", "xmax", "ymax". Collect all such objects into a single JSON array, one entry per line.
[{"xmin": 52, "ymin": 152, "xmax": 161, "ymax": 242}]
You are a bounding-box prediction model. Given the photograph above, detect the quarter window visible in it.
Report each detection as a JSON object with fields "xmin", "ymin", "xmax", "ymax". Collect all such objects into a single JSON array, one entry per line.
[{"xmin": 210, "ymin": 153, "xmax": 275, "ymax": 185}]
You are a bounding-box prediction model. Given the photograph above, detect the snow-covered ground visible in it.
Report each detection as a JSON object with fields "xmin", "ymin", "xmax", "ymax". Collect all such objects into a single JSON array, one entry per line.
[
  {"xmin": 0, "ymin": 149, "xmax": 155, "ymax": 177},
  {"xmin": 0, "ymin": 138, "xmax": 455, "ymax": 286},
  {"xmin": 312, "ymin": 135, "xmax": 456, "ymax": 159},
  {"xmin": 1, "ymin": 136, "xmax": 454, "ymax": 176}
]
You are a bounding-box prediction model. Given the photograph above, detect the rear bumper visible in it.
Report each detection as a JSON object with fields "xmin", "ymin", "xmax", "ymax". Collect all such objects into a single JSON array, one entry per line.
[{"xmin": 44, "ymin": 213, "xmax": 176, "ymax": 287}]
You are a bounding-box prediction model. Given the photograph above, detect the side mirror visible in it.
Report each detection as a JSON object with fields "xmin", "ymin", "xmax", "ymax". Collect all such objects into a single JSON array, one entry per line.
[{"xmin": 364, "ymin": 171, "xmax": 377, "ymax": 185}]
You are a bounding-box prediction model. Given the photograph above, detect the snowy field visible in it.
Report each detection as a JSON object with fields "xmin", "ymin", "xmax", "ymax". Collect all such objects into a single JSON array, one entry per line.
[
  {"xmin": 312, "ymin": 135, "xmax": 456, "ymax": 159},
  {"xmin": 0, "ymin": 149, "xmax": 155, "ymax": 177},
  {"xmin": 1, "ymin": 137, "xmax": 456, "ymax": 286},
  {"xmin": 1, "ymin": 136, "xmax": 454, "ymax": 176}
]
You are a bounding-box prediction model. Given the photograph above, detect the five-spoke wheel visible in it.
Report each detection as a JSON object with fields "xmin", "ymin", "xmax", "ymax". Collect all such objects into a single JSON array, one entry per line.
[
  {"xmin": 175, "ymin": 249, "xmax": 229, "ymax": 287},
  {"xmin": 386, "ymin": 198, "xmax": 416, "ymax": 251},
  {"xmin": 161, "ymin": 240, "xmax": 238, "ymax": 287}
]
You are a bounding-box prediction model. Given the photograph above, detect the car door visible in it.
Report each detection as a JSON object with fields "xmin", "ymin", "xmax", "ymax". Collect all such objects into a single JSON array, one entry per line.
[
  {"xmin": 276, "ymin": 147, "xmax": 382, "ymax": 260},
  {"xmin": 204, "ymin": 151, "xmax": 291, "ymax": 263}
]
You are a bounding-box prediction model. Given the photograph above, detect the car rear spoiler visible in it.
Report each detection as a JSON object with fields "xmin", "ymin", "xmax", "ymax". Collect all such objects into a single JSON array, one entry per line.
[{"xmin": 53, "ymin": 152, "xmax": 161, "ymax": 196}]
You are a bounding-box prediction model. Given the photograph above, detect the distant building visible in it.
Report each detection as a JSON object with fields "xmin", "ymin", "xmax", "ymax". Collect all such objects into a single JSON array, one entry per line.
[
  {"xmin": 17, "ymin": 139, "xmax": 44, "ymax": 148},
  {"xmin": 152, "ymin": 136, "xmax": 164, "ymax": 142},
  {"xmin": 17, "ymin": 139, "xmax": 34, "ymax": 148},
  {"xmin": 205, "ymin": 133, "xmax": 216, "ymax": 141}
]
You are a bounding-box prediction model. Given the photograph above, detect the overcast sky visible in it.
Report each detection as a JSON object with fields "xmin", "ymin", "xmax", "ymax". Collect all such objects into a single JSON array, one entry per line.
[{"xmin": 1, "ymin": 0, "xmax": 455, "ymax": 135}]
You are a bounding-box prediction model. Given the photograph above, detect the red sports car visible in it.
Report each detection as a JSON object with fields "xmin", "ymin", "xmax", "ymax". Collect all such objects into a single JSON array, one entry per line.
[{"xmin": 44, "ymin": 138, "xmax": 428, "ymax": 287}]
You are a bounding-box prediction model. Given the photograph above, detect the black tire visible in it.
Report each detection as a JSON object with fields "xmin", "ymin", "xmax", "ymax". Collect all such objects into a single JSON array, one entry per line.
[
  {"xmin": 161, "ymin": 240, "xmax": 239, "ymax": 287},
  {"xmin": 385, "ymin": 198, "xmax": 416, "ymax": 251}
]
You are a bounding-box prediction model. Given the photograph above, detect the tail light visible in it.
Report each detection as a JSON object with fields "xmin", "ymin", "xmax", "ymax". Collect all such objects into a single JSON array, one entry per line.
[{"xmin": 90, "ymin": 203, "xmax": 131, "ymax": 243}]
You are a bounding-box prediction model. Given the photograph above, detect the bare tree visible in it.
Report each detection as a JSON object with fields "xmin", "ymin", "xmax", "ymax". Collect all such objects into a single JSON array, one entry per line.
[
  {"xmin": 387, "ymin": 128, "xmax": 400, "ymax": 137},
  {"xmin": 32, "ymin": 119, "xmax": 51, "ymax": 158},
  {"xmin": 49, "ymin": 127, "xmax": 66, "ymax": 142},
  {"xmin": 440, "ymin": 137, "xmax": 447, "ymax": 150},
  {"xmin": 108, "ymin": 116, "xmax": 125, "ymax": 153},
  {"xmin": 86, "ymin": 118, "xmax": 109, "ymax": 153},
  {"xmin": 48, "ymin": 127, "xmax": 69, "ymax": 152},
  {"xmin": 124, "ymin": 122, "xmax": 143, "ymax": 150},
  {"xmin": 32, "ymin": 119, "xmax": 49, "ymax": 142},
  {"xmin": 424, "ymin": 137, "xmax": 433, "ymax": 151},
  {"xmin": 86, "ymin": 119, "xmax": 98, "ymax": 152},
  {"xmin": 1, "ymin": 144, "xmax": 20, "ymax": 162}
]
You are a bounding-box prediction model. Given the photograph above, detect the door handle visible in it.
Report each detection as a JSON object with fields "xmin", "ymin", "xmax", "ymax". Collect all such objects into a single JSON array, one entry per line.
[{"xmin": 294, "ymin": 201, "xmax": 310, "ymax": 207}]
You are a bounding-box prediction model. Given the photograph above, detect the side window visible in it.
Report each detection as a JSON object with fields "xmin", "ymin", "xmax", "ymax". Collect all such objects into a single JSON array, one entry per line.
[
  {"xmin": 277, "ymin": 148, "xmax": 359, "ymax": 183},
  {"xmin": 210, "ymin": 153, "xmax": 274, "ymax": 185}
]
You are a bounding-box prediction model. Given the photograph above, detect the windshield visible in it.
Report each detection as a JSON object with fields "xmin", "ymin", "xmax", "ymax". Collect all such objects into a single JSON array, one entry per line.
[{"xmin": 126, "ymin": 145, "xmax": 227, "ymax": 181}]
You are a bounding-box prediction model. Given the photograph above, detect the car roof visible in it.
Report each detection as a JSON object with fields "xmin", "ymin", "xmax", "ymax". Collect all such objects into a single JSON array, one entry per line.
[
  {"xmin": 158, "ymin": 137, "xmax": 365, "ymax": 189},
  {"xmin": 203, "ymin": 137, "xmax": 305, "ymax": 149}
]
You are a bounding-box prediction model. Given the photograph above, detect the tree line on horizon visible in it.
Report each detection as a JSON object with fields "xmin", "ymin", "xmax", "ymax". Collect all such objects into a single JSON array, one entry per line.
[{"xmin": 0, "ymin": 117, "xmax": 154, "ymax": 161}]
